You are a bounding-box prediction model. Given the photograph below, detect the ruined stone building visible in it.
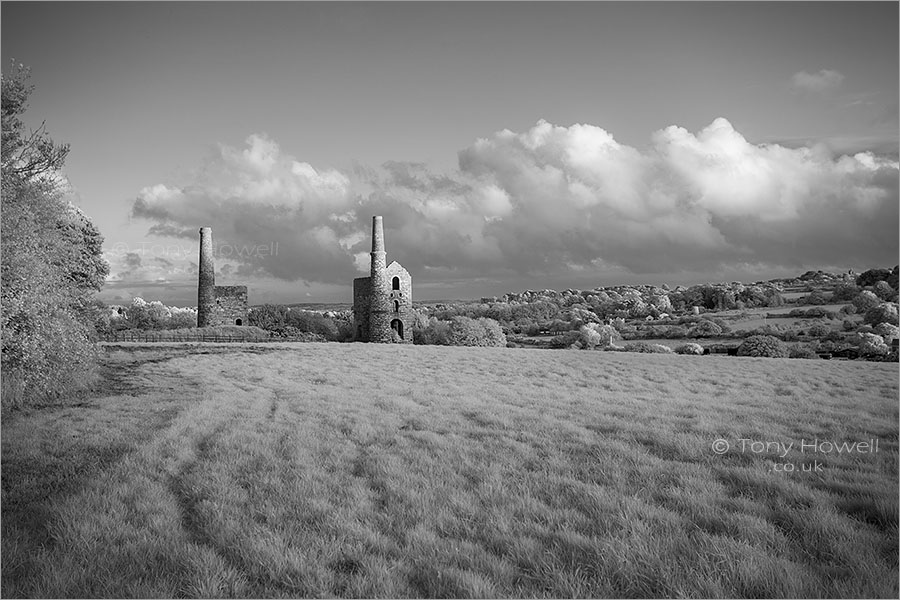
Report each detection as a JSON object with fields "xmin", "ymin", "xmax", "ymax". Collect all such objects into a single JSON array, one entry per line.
[
  {"xmin": 197, "ymin": 227, "xmax": 249, "ymax": 327},
  {"xmin": 353, "ymin": 216, "xmax": 413, "ymax": 343}
]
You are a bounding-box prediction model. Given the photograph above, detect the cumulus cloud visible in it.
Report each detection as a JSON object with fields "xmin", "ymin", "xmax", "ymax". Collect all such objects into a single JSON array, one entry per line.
[
  {"xmin": 131, "ymin": 121, "xmax": 898, "ymax": 288},
  {"xmin": 791, "ymin": 69, "xmax": 844, "ymax": 92},
  {"xmin": 132, "ymin": 133, "xmax": 359, "ymax": 284}
]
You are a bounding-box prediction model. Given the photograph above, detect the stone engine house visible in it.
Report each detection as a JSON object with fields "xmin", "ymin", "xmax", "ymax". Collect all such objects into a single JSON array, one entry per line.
[
  {"xmin": 197, "ymin": 227, "xmax": 249, "ymax": 327},
  {"xmin": 353, "ymin": 216, "xmax": 413, "ymax": 343}
]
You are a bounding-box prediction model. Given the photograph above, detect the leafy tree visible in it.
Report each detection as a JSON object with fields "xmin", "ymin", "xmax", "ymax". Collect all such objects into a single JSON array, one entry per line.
[
  {"xmin": 1, "ymin": 62, "xmax": 108, "ymax": 408},
  {"xmin": 856, "ymin": 332, "xmax": 889, "ymax": 357},
  {"xmin": 856, "ymin": 268, "xmax": 892, "ymax": 288},
  {"xmin": 285, "ymin": 309, "xmax": 339, "ymax": 340},
  {"xmin": 874, "ymin": 323, "xmax": 899, "ymax": 344},
  {"xmin": 806, "ymin": 323, "xmax": 831, "ymax": 338},
  {"xmin": 872, "ymin": 280, "xmax": 896, "ymax": 301},
  {"xmin": 803, "ymin": 290, "xmax": 828, "ymax": 305},
  {"xmin": 248, "ymin": 304, "xmax": 289, "ymax": 331},
  {"xmin": 167, "ymin": 307, "xmax": 197, "ymax": 329},
  {"xmin": 445, "ymin": 316, "xmax": 506, "ymax": 347},
  {"xmin": 831, "ymin": 283, "xmax": 860, "ymax": 302},
  {"xmin": 1, "ymin": 61, "xmax": 69, "ymax": 179},
  {"xmin": 126, "ymin": 298, "xmax": 170, "ymax": 330},
  {"xmin": 864, "ymin": 303, "xmax": 899, "ymax": 327},
  {"xmin": 412, "ymin": 316, "xmax": 451, "ymax": 345},
  {"xmin": 852, "ymin": 290, "xmax": 881, "ymax": 313}
]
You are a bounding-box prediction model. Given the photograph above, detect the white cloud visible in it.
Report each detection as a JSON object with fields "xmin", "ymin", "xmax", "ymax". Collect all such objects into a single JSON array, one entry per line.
[
  {"xmin": 132, "ymin": 120, "xmax": 898, "ymax": 286},
  {"xmin": 133, "ymin": 134, "xmax": 357, "ymax": 283},
  {"xmin": 791, "ymin": 69, "xmax": 844, "ymax": 92}
]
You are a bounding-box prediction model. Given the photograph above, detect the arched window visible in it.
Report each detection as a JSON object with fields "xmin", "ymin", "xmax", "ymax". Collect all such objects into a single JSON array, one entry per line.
[
  {"xmin": 392, "ymin": 276, "xmax": 400, "ymax": 290},
  {"xmin": 394, "ymin": 300, "xmax": 400, "ymax": 312},
  {"xmin": 235, "ymin": 318, "xmax": 243, "ymax": 326}
]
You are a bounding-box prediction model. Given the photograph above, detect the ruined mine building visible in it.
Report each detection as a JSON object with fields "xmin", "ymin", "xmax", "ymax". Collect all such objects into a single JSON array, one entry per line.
[
  {"xmin": 353, "ymin": 216, "xmax": 413, "ymax": 343},
  {"xmin": 197, "ymin": 227, "xmax": 249, "ymax": 327}
]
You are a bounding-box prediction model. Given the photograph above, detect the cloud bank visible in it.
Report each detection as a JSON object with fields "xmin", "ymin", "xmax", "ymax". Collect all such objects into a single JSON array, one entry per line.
[
  {"xmin": 791, "ymin": 69, "xmax": 844, "ymax": 92},
  {"xmin": 131, "ymin": 120, "xmax": 898, "ymax": 288}
]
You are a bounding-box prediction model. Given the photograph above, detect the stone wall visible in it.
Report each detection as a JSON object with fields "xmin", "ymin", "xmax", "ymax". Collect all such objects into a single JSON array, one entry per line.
[
  {"xmin": 386, "ymin": 261, "xmax": 413, "ymax": 343},
  {"xmin": 353, "ymin": 277, "xmax": 371, "ymax": 341},
  {"xmin": 210, "ymin": 285, "xmax": 248, "ymax": 326}
]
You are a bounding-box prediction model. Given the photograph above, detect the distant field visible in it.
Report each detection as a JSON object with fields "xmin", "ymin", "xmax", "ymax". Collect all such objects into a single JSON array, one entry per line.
[
  {"xmin": 716, "ymin": 303, "xmax": 855, "ymax": 332},
  {"xmin": 2, "ymin": 343, "xmax": 897, "ymax": 598}
]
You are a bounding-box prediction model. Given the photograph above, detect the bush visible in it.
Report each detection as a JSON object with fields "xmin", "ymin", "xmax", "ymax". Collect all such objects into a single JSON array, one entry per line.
[
  {"xmin": 268, "ymin": 327, "xmax": 326, "ymax": 342},
  {"xmin": 445, "ymin": 316, "xmax": 506, "ymax": 347},
  {"xmin": 832, "ymin": 283, "xmax": 860, "ymax": 302},
  {"xmin": 802, "ymin": 290, "xmax": 828, "ymax": 305},
  {"xmin": 863, "ymin": 303, "xmax": 899, "ymax": 327},
  {"xmin": 285, "ymin": 310, "xmax": 340, "ymax": 340},
  {"xmin": 167, "ymin": 307, "xmax": 197, "ymax": 329},
  {"xmin": 675, "ymin": 343, "xmax": 704, "ymax": 355},
  {"xmin": 578, "ymin": 323, "xmax": 620, "ymax": 349},
  {"xmin": 880, "ymin": 349, "xmax": 899, "ymax": 362},
  {"xmin": 549, "ymin": 330, "xmax": 581, "ymax": 349},
  {"xmin": 413, "ymin": 318, "xmax": 451, "ymax": 345},
  {"xmin": 687, "ymin": 320, "xmax": 723, "ymax": 338},
  {"xmin": 872, "ymin": 280, "xmax": 895, "ymax": 300},
  {"xmin": 807, "ymin": 323, "xmax": 831, "ymax": 338},
  {"xmin": 874, "ymin": 323, "xmax": 899, "ymax": 344},
  {"xmin": 2, "ymin": 66, "xmax": 108, "ymax": 410},
  {"xmin": 124, "ymin": 297, "xmax": 199, "ymax": 330},
  {"xmin": 856, "ymin": 268, "xmax": 892, "ymax": 288},
  {"xmin": 249, "ymin": 304, "xmax": 289, "ymax": 330},
  {"xmin": 1, "ymin": 309, "xmax": 99, "ymax": 410},
  {"xmin": 856, "ymin": 332, "xmax": 889, "ymax": 357},
  {"xmin": 663, "ymin": 325, "xmax": 688, "ymax": 339},
  {"xmin": 789, "ymin": 307, "xmax": 836, "ymax": 319},
  {"xmin": 748, "ymin": 324, "xmax": 785, "ymax": 339},
  {"xmin": 737, "ymin": 335, "xmax": 789, "ymax": 358},
  {"xmin": 624, "ymin": 342, "xmax": 673, "ymax": 353},
  {"xmin": 578, "ymin": 325, "xmax": 602, "ymax": 348},
  {"xmin": 789, "ymin": 345, "xmax": 819, "ymax": 360},
  {"xmin": 852, "ymin": 290, "xmax": 881, "ymax": 313}
]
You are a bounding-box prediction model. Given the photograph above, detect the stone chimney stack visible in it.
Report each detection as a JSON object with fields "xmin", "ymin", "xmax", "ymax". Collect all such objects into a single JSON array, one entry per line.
[
  {"xmin": 197, "ymin": 227, "xmax": 215, "ymax": 327},
  {"xmin": 368, "ymin": 216, "xmax": 392, "ymax": 342}
]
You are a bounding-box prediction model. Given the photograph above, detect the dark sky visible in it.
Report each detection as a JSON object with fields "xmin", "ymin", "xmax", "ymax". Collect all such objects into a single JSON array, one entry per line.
[{"xmin": 3, "ymin": 1, "xmax": 898, "ymax": 306}]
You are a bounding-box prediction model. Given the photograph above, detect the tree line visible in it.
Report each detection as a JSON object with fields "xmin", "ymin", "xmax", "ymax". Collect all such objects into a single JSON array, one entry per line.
[{"xmin": 1, "ymin": 62, "xmax": 109, "ymax": 410}]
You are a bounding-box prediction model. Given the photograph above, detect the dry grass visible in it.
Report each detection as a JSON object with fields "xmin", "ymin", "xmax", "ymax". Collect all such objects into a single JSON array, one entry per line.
[{"xmin": 2, "ymin": 343, "xmax": 897, "ymax": 598}]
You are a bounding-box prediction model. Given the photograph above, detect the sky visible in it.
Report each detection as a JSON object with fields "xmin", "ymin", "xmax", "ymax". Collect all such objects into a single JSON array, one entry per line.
[{"xmin": 2, "ymin": 1, "xmax": 898, "ymax": 306}]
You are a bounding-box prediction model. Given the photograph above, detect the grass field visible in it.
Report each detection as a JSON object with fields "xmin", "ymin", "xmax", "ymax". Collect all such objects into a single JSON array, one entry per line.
[{"xmin": 2, "ymin": 343, "xmax": 897, "ymax": 598}]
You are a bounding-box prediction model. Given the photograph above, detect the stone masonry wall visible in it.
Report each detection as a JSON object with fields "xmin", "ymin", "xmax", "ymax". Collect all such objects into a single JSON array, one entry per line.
[
  {"xmin": 210, "ymin": 285, "xmax": 248, "ymax": 326},
  {"xmin": 353, "ymin": 277, "xmax": 371, "ymax": 341},
  {"xmin": 386, "ymin": 262, "xmax": 413, "ymax": 343}
]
